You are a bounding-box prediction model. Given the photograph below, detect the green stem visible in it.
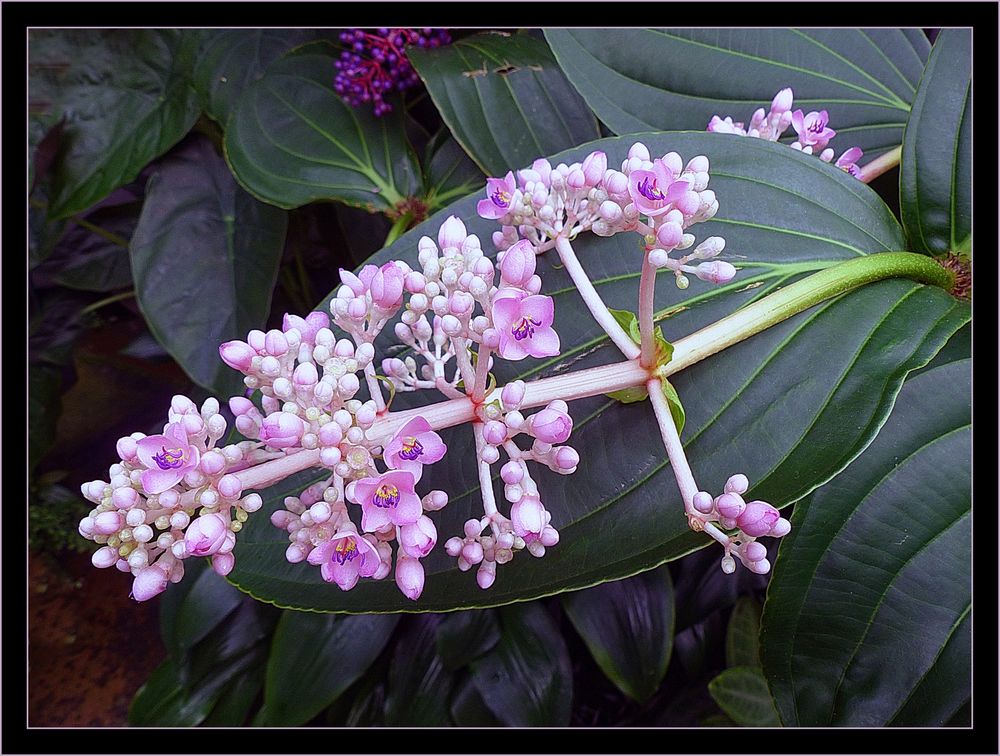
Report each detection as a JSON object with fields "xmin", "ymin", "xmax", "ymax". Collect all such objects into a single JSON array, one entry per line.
[
  {"xmin": 659, "ymin": 252, "xmax": 955, "ymax": 377},
  {"xmin": 70, "ymin": 215, "xmax": 130, "ymax": 249},
  {"xmin": 859, "ymin": 145, "xmax": 902, "ymax": 184},
  {"xmin": 79, "ymin": 290, "xmax": 135, "ymax": 315},
  {"xmin": 384, "ymin": 212, "xmax": 413, "ymax": 247}
]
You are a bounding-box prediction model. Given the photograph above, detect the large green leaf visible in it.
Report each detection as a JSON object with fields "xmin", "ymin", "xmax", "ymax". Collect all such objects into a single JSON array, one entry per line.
[
  {"xmin": 193, "ymin": 29, "xmax": 317, "ymax": 126},
  {"xmin": 435, "ymin": 609, "xmax": 501, "ymax": 671},
  {"xmin": 227, "ymin": 132, "xmax": 968, "ymax": 613},
  {"xmin": 545, "ymin": 28, "xmax": 929, "ymax": 162},
  {"xmin": 760, "ymin": 358, "xmax": 971, "ymax": 726},
  {"xmin": 468, "ymin": 603, "xmax": 573, "ymax": 726},
  {"xmin": 408, "ymin": 32, "xmax": 599, "ymax": 176},
  {"xmin": 422, "ymin": 130, "xmax": 486, "ymax": 212},
  {"xmin": 562, "ymin": 566, "xmax": 674, "ymax": 702},
  {"xmin": 130, "ymin": 136, "xmax": 287, "ymax": 397},
  {"xmin": 162, "ymin": 561, "xmax": 244, "ymax": 663},
  {"xmin": 708, "ymin": 666, "xmax": 781, "ymax": 727},
  {"xmin": 384, "ymin": 615, "xmax": 454, "ymax": 726},
  {"xmin": 225, "ymin": 53, "xmax": 421, "ymax": 213},
  {"xmin": 261, "ymin": 609, "xmax": 399, "ymax": 725},
  {"xmin": 900, "ymin": 29, "xmax": 971, "ymax": 257},
  {"xmin": 29, "ymin": 30, "xmax": 204, "ymax": 219}
]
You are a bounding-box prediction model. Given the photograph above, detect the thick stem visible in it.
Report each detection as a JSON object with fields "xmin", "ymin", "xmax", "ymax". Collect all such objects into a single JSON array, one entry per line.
[
  {"xmin": 647, "ymin": 377, "xmax": 698, "ymax": 513},
  {"xmin": 472, "ymin": 423, "xmax": 498, "ymax": 516},
  {"xmin": 471, "ymin": 343, "xmax": 492, "ymax": 402},
  {"xmin": 859, "ymin": 145, "xmax": 901, "ymax": 184},
  {"xmin": 638, "ymin": 251, "xmax": 658, "ymax": 367},
  {"xmin": 555, "ymin": 236, "xmax": 640, "ymax": 360},
  {"xmin": 364, "ymin": 363, "xmax": 387, "ymax": 413}
]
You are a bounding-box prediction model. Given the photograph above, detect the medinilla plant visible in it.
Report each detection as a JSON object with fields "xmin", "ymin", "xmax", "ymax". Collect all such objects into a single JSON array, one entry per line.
[{"xmin": 29, "ymin": 27, "xmax": 971, "ymax": 727}]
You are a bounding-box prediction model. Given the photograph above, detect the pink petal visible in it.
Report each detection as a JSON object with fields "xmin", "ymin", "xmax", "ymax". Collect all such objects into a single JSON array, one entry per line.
[
  {"xmin": 519, "ymin": 295, "xmax": 554, "ymax": 327},
  {"xmin": 415, "ymin": 431, "xmax": 447, "ymax": 463},
  {"xmin": 307, "ymin": 541, "xmax": 336, "ymax": 566},
  {"xmin": 477, "ymin": 198, "xmax": 504, "ymax": 220},
  {"xmin": 360, "ymin": 503, "xmax": 391, "ymax": 533},
  {"xmin": 525, "ymin": 327, "xmax": 560, "ymax": 358},
  {"xmin": 141, "ymin": 467, "xmax": 184, "ymax": 495},
  {"xmin": 323, "ymin": 559, "xmax": 360, "ymax": 591},
  {"xmin": 498, "ymin": 335, "xmax": 529, "ymax": 361},
  {"xmin": 135, "ymin": 434, "xmax": 170, "ymax": 469},
  {"xmin": 390, "ymin": 491, "xmax": 423, "ymax": 527}
]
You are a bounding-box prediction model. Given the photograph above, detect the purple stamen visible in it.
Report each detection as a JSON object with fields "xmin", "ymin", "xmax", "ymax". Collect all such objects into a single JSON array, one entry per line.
[
  {"xmin": 334, "ymin": 538, "xmax": 359, "ymax": 564},
  {"xmin": 153, "ymin": 446, "xmax": 186, "ymax": 470},
  {"xmin": 399, "ymin": 436, "xmax": 424, "ymax": 461},
  {"xmin": 637, "ymin": 176, "xmax": 666, "ymax": 202},
  {"xmin": 511, "ymin": 316, "xmax": 541, "ymax": 341},
  {"xmin": 491, "ymin": 188, "xmax": 511, "ymax": 208},
  {"xmin": 373, "ymin": 484, "xmax": 400, "ymax": 508}
]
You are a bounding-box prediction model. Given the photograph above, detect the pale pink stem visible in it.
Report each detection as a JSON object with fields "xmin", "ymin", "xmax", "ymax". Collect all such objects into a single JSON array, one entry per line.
[
  {"xmin": 452, "ymin": 336, "xmax": 477, "ymax": 390},
  {"xmin": 472, "ymin": 423, "xmax": 499, "ymax": 516},
  {"xmin": 638, "ymin": 251, "xmax": 658, "ymax": 368},
  {"xmin": 646, "ymin": 376, "xmax": 698, "ymax": 512},
  {"xmin": 859, "ymin": 145, "xmax": 901, "ymax": 184},
  {"xmin": 364, "ymin": 363, "xmax": 387, "ymax": 413},
  {"xmin": 471, "ymin": 343, "xmax": 492, "ymax": 402},
  {"xmin": 554, "ymin": 236, "xmax": 640, "ymax": 360}
]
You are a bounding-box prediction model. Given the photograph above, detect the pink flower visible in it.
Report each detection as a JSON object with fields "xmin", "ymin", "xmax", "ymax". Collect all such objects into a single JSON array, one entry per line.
[
  {"xmin": 383, "ymin": 416, "xmax": 447, "ymax": 483},
  {"xmin": 351, "ymin": 470, "xmax": 423, "ymax": 531},
  {"xmin": 259, "ymin": 412, "xmax": 305, "ymax": 449},
  {"xmin": 736, "ymin": 500, "xmax": 780, "ymax": 537},
  {"xmin": 131, "ymin": 565, "xmax": 169, "ymax": 602},
  {"xmin": 184, "ymin": 513, "xmax": 230, "ymax": 557},
  {"xmin": 791, "ymin": 109, "xmax": 836, "ymax": 150},
  {"xmin": 834, "ymin": 146, "xmax": 864, "ymax": 178},
  {"xmin": 492, "ymin": 290, "xmax": 560, "ymax": 360},
  {"xmin": 706, "ymin": 115, "xmax": 747, "ymax": 136},
  {"xmin": 477, "ymin": 172, "xmax": 517, "ymax": 220},
  {"xmin": 308, "ymin": 531, "xmax": 380, "ymax": 591},
  {"xmin": 399, "ymin": 515, "xmax": 437, "ymax": 558},
  {"xmin": 627, "ymin": 159, "xmax": 690, "ymax": 217},
  {"xmin": 282, "ymin": 311, "xmax": 330, "ymax": 344},
  {"xmin": 219, "ymin": 340, "xmax": 255, "ymax": 371},
  {"xmin": 510, "ymin": 495, "xmax": 547, "ymax": 544},
  {"xmin": 498, "ymin": 239, "xmax": 536, "ymax": 288},
  {"xmin": 136, "ymin": 423, "xmax": 200, "ymax": 495}
]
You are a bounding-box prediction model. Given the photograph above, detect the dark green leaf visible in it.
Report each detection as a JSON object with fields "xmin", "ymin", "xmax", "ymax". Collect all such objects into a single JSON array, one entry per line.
[
  {"xmin": 900, "ymin": 29, "xmax": 971, "ymax": 256},
  {"xmin": 708, "ymin": 666, "xmax": 781, "ymax": 727},
  {"xmin": 449, "ymin": 675, "xmax": 503, "ymax": 726},
  {"xmin": 761, "ymin": 358, "xmax": 971, "ymax": 726},
  {"xmin": 168, "ymin": 562, "xmax": 245, "ymax": 662},
  {"xmin": 725, "ymin": 596, "xmax": 763, "ymax": 669},
  {"xmin": 563, "ymin": 566, "xmax": 674, "ymax": 703},
  {"xmin": 262, "ymin": 610, "xmax": 399, "ymax": 725},
  {"xmin": 384, "ymin": 615, "xmax": 454, "ymax": 725},
  {"xmin": 546, "ymin": 28, "xmax": 928, "ymax": 161},
  {"xmin": 225, "ymin": 54, "xmax": 420, "ymax": 213},
  {"xmin": 409, "ymin": 32, "xmax": 599, "ymax": 176},
  {"xmin": 228, "ymin": 133, "xmax": 967, "ymax": 613},
  {"xmin": 202, "ymin": 664, "xmax": 264, "ymax": 726},
  {"xmin": 29, "ymin": 30, "xmax": 204, "ymax": 218},
  {"xmin": 422, "ymin": 130, "xmax": 486, "ymax": 211},
  {"xmin": 130, "ymin": 136, "xmax": 287, "ymax": 397},
  {"xmin": 128, "ymin": 658, "xmax": 220, "ymax": 726},
  {"xmin": 28, "ymin": 364, "xmax": 63, "ymax": 473},
  {"xmin": 469, "ymin": 603, "xmax": 573, "ymax": 726},
  {"xmin": 193, "ymin": 30, "xmax": 317, "ymax": 125},
  {"xmin": 435, "ymin": 609, "xmax": 501, "ymax": 670},
  {"xmin": 185, "ymin": 600, "xmax": 275, "ymax": 689}
]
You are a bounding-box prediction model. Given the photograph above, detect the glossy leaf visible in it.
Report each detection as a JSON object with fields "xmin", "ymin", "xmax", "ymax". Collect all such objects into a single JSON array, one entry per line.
[
  {"xmin": 409, "ymin": 32, "xmax": 599, "ymax": 176},
  {"xmin": 435, "ymin": 609, "xmax": 501, "ymax": 671},
  {"xmin": 261, "ymin": 609, "xmax": 399, "ymax": 726},
  {"xmin": 193, "ymin": 29, "xmax": 317, "ymax": 125},
  {"xmin": 562, "ymin": 566, "xmax": 674, "ymax": 702},
  {"xmin": 546, "ymin": 28, "xmax": 929, "ymax": 162},
  {"xmin": 165, "ymin": 561, "xmax": 244, "ymax": 662},
  {"xmin": 725, "ymin": 596, "xmax": 763, "ymax": 669},
  {"xmin": 469, "ymin": 603, "xmax": 573, "ymax": 726},
  {"xmin": 202, "ymin": 664, "xmax": 264, "ymax": 726},
  {"xmin": 225, "ymin": 53, "xmax": 421, "ymax": 213},
  {"xmin": 708, "ymin": 666, "xmax": 781, "ymax": 727},
  {"xmin": 128, "ymin": 658, "xmax": 221, "ymax": 727},
  {"xmin": 130, "ymin": 136, "xmax": 287, "ymax": 397},
  {"xmin": 449, "ymin": 675, "xmax": 503, "ymax": 726},
  {"xmin": 384, "ymin": 615, "xmax": 453, "ymax": 725},
  {"xmin": 29, "ymin": 30, "xmax": 204, "ymax": 219},
  {"xmin": 422, "ymin": 130, "xmax": 486, "ymax": 211},
  {"xmin": 900, "ymin": 29, "xmax": 971, "ymax": 256},
  {"xmin": 227, "ymin": 133, "xmax": 968, "ymax": 613},
  {"xmin": 760, "ymin": 358, "xmax": 971, "ymax": 726}
]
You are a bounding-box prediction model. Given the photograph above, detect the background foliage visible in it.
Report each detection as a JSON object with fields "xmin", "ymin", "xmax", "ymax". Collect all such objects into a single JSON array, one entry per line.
[{"xmin": 28, "ymin": 27, "xmax": 971, "ymax": 727}]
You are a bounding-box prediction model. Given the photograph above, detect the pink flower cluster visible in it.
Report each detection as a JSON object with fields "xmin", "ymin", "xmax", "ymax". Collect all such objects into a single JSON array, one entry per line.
[
  {"xmin": 78, "ymin": 395, "xmax": 265, "ymax": 600},
  {"xmin": 478, "ymin": 143, "xmax": 733, "ymax": 290},
  {"xmin": 690, "ymin": 473, "xmax": 790, "ymax": 574},
  {"xmin": 707, "ymin": 88, "xmax": 864, "ymax": 177}
]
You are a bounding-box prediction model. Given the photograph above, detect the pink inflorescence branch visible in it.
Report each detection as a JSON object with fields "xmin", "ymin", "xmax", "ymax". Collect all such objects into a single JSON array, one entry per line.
[
  {"xmin": 707, "ymin": 88, "xmax": 864, "ymax": 178},
  {"xmin": 78, "ymin": 139, "xmax": 791, "ymax": 604}
]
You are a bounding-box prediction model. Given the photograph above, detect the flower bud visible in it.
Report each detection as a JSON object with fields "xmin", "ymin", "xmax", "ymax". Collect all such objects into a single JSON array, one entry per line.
[
  {"xmin": 395, "ymin": 555, "xmax": 425, "ymax": 601},
  {"xmin": 554, "ymin": 446, "xmax": 579, "ymax": 471},
  {"xmin": 131, "ymin": 565, "xmax": 169, "ymax": 601},
  {"xmin": 116, "ymin": 436, "xmax": 138, "ymax": 461},
  {"xmin": 212, "ymin": 552, "xmax": 235, "ymax": 577},
  {"xmin": 749, "ymin": 558, "xmax": 771, "ymax": 575},
  {"xmin": 185, "ymin": 513, "xmax": 230, "ymax": 557},
  {"xmin": 91, "ymin": 546, "xmax": 119, "ymax": 569},
  {"xmin": 370, "ymin": 262, "xmax": 405, "ymax": 310},
  {"xmin": 716, "ymin": 492, "xmax": 746, "ymax": 520},
  {"xmin": 400, "ymin": 515, "xmax": 437, "ymax": 559},
  {"xmin": 566, "ymin": 168, "xmax": 586, "ymax": 188},
  {"xmin": 771, "ymin": 87, "xmax": 793, "ymax": 114},
  {"xmin": 724, "ymin": 474, "xmax": 749, "ymax": 495},
  {"xmin": 720, "ymin": 555, "xmax": 736, "ymax": 574},
  {"xmin": 112, "ymin": 487, "xmax": 139, "ymax": 510},
  {"xmin": 219, "ymin": 340, "xmax": 255, "ymax": 371},
  {"xmin": 656, "ymin": 221, "xmax": 684, "ymax": 249},
  {"xmin": 292, "ymin": 361, "xmax": 318, "ymax": 388},
  {"xmin": 604, "ymin": 170, "xmax": 629, "ymax": 196},
  {"xmin": 581, "ymin": 150, "xmax": 607, "ymax": 186},
  {"xmin": 218, "ymin": 474, "xmax": 243, "ymax": 500},
  {"xmin": 510, "ymin": 496, "xmax": 546, "ymax": 543},
  {"xmin": 438, "ymin": 215, "xmax": 467, "ymax": 250},
  {"xmin": 498, "ymin": 239, "xmax": 536, "ymax": 288},
  {"xmin": 94, "ymin": 511, "xmax": 124, "ymax": 535},
  {"xmin": 259, "ymin": 412, "xmax": 305, "ymax": 449},
  {"xmin": 628, "ymin": 142, "xmax": 650, "ymax": 161},
  {"xmin": 483, "ymin": 420, "xmax": 508, "ymax": 446},
  {"xmin": 598, "ymin": 200, "xmax": 623, "ymax": 223},
  {"xmin": 692, "ymin": 491, "xmax": 715, "ymax": 514},
  {"xmin": 695, "ymin": 261, "xmax": 737, "ymax": 284},
  {"xmin": 529, "ymin": 407, "xmax": 573, "ymax": 444},
  {"xmin": 477, "ymin": 560, "xmax": 497, "ymax": 590},
  {"xmin": 264, "ymin": 329, "xmax": 289, "ymax": 357},
  {"xmin": 500, "ymin": 461, "xmax": 524, "ymax": 485},
  {"xmin": 736, "ymin": 501, "xmax": 780, "ymax": 537},
  {"xmin": 744, "ymin": 541, "xmax": 768, "ymax": 562},
  {"xmin": 770, "ymin": 517, "xmax": 792, "ymax": 538},
  {"xmin": 199, "ymin": 450, "xmax": 227, "ymax": 476}
]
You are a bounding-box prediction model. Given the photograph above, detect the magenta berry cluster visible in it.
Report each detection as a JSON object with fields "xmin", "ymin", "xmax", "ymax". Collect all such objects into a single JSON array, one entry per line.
[{"xmin": 334, "ymin": 28, "xmax": 451, "ymax": 116}]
